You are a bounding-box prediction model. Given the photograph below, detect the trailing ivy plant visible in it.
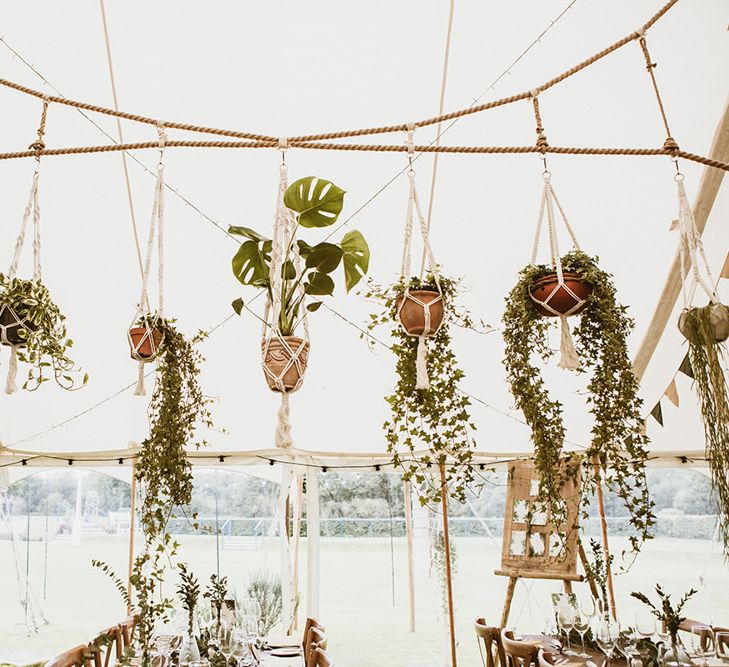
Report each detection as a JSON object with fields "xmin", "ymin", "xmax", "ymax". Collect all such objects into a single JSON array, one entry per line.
[
  {"xmin": 680, "ymin": 305, "xmax": 729, "ymax": 557},
  {"xmin": 365, "ymin": 275, "xmax": 481, "ymax": 505},
  {"xmin": 503, "ymin": 250, "xmax": 655, "ymax": 558},
  {"xmin": 136, "ymin": 317, "xmax": 213, "ymax": 538},
  {"xmin": 0, "ymin": 273, "xmax": 87, "ymax": 390},
  {"xmin": 581, "ymin": 537, "xmax": 613, "ymax": 616},
  {"xmin": 229, "ymin": 176, "xmax": 370, "ymax": 335}
]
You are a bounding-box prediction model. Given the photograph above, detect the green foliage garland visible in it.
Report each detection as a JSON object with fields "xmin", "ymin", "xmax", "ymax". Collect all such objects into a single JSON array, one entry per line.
[
  {"xmin": 0, "ymin": 273, "xmax": 87, "ymax": 390},
  {"xmin": 365, "ymin": 275, "xmax": 479, "ymax": 505},
  {"xmin": 502, "ymin": 250, "xmax": 655, "ymax": 556},
  {"xmin": 680, "ymin": 304, "xmax": 729, "ymax": 557}
]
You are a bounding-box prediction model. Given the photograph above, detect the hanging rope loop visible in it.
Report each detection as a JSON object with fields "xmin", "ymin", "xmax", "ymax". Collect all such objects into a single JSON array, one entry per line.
[
  {"xmin": 27, "ymin": 96, "xmax": 50, "ymax": 156},
  {"xmin": 529, "ymin": 90, "xmax": 549, "ymax": 153}
]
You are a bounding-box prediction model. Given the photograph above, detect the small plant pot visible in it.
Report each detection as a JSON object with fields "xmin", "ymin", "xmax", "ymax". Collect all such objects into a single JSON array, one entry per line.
[
  {"xmin": 0, "ymin": 304, "xmax": 37, "ymax": 346},
  {"xmin": 262, "ymin": 336, "xmax": 310, "ymax": 392},
  {"xmin": 678, "ymin": 302, "xmax": 729, "ymax": 345},
  {"xmin": 396, "ymin": 290, "xmax": 444, "ymax": 336},
  {"xmin": 128, "ymin": 326, "xmax": 163, "ymax": 361},
  {"xmin": 529, "ymin": 272, "xmax": 592, "ymax": 317}
]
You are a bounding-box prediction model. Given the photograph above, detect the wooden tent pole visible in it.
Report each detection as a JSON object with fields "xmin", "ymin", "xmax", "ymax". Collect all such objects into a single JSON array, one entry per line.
[
  {"xmin": 126, "ymin": 463, "xmax": 137, "ymax": 614},
  {"xmin": 404, "ymin": 480, "xmax": 416, "ymax": 633},
  {"xmin": 593, "ymin": 460, "xmax": 617, "ymax": 620},
  {"xmin": 439, "ymin": 463, "xmax": 458, "ymax": 667}
]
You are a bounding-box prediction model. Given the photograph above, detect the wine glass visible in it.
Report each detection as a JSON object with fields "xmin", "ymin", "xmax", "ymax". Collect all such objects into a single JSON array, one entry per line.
[
  {"xmin": 580, "ymin": 596, "xmax": 597, "ymax": 624},
  {"xmin": 636, "ymin": 611, "xmax": 656, "ymax": 640},
  {"xmin": 715, "ymin": 631, "xmax": 729, "ymax": 663},
  {"xmin": 617, "ymin": 626, "xmax": 638, "ymax": 667},
  {"xmin": 231, "ymin": 636, "xmax": 248, "ymax": 667},
  {"xmin": 155, "ymin": 635, "xmax": 175, "ymax": 667},
  {"xmin": 573, "ymin": 609, "xmax": 591, "ymax": 658},
  {"xmin": 690, "ymin": 624, "xmax": 714, "ymax": 667},
  {"xmin": 557, "ymin": 604, "xmax": 576, "ymax": 655},
  {"xmin": 218, "ymin": 625, "xmax": 234, "ymax": 665},
  {"xmin": 595, "ymin": 617, "xmax": 619, "ymax": 667}
]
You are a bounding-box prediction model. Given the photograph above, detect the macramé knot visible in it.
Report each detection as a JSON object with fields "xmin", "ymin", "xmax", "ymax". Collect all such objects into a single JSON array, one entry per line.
[{"xmin": 28, "ymin": 140, "xmax": 45, "ymax": 153}]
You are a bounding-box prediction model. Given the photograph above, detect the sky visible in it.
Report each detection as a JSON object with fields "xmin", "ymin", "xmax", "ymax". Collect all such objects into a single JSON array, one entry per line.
[{"xmin": 0, "ymin": 0, "xmax": 727, "ymax": 460}]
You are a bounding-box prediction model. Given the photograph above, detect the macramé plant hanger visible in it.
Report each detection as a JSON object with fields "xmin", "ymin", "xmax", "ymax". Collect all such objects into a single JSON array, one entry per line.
[
  {"xmin": 672, "ymin": 164, "xmax": 729, "ymax": 556},
  {"xmin": 0, "ymin": 98, "xmax": 85, "ymax": 394},
  {"xmin": 260, "ymin": 153, "xmax": 312, "ymax": 449},
  {"xmin": 395, "ymin": 123, "xmax": 445, "ymax": 390},
  {"xmin": 127, "ymin": 124, "xmax": 168, "ymax": 396}
]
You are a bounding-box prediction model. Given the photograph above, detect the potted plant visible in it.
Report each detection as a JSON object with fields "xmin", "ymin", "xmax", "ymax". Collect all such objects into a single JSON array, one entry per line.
[
  {"xmin": 365, "ymin": 275, "xmax": 480, "ymax": 504},
  {"xmin": 229, "ymin": 176, "xmax": 370, "ymax": 392},
  {"xmin": 128, "ymin": 314, "xmax": 164, "ymax": 361},
  {"xmin": 204, "ymin": 574, "xmax": 229, "ymax": 628},
  {"xmin": 632, "ymin": 584, "xmax": 697, "ymax": 667},
  {"xmin": 677, "ymin": 302, "xmax": 729, "ymax": 557},
  {"xmin": 503, "ymin": 250, "xmax": 655, "ymax": 556},
  {"xmin": 0, "ymin": 273, "xmax": 87, "ymax": 393}
]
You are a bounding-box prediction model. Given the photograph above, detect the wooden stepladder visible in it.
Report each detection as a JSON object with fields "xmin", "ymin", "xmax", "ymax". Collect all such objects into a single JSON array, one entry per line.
[{"xmin": 495, "ymin": 460, "xmax": 598, "ymax": 626}]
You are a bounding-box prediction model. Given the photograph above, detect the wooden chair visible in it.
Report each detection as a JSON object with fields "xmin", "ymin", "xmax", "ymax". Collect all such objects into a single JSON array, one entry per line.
[
  {"xmin": 501, "ymin": 629, "xmax": 540, "ymax": 667},
  {"xmin": 90, "ymin": 625, "xmax": 123, "ymax": 667},
  {"xmin": 538, "ymin": 649, "xmax": 558, "ymax": 667},
  {"xmin": 306, "ymin": 627, "xmax": 328, "ymax": 667},
  {"xmin": 302, "ymin": 617, "xmax": 325, "ymax": 664},
  {"xmin": 45, "ymin": 645, "xmax": 89, "ymax": 667},
  {"xmin": 119, "ymin": 615, "xmax": 137, "ymax": 650},
  {"xmin": 313, "ymin": 647, "xmax": 333, "ymax": 666},
  {"xmin": 475, "ymin": 618, "xmax": 506, "ymax": 667}
]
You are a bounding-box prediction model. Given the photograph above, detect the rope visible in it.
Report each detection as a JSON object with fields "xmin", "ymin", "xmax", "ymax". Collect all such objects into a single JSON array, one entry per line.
[
  {"xmin": 637, "ymin": 34, "xmax": 679, "ymax": 153},
  {"xmin": 421, "ymin": 0, "xmax": 456, "ymax": 277},
  {"xmin": 0, "ymin": 1, "xmax": 681, "ymax": 145},
  {"xmin": 0, "ymin": 141, "xmax": 724, "ymax": 170}
]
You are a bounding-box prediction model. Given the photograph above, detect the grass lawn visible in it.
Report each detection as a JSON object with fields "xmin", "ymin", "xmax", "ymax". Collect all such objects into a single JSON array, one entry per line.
[{"xmin": 1, "ymin": 533, "xmax": 727, "ymax": 666}]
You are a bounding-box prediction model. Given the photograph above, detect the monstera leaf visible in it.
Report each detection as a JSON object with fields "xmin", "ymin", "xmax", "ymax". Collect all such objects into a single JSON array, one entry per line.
[
  {"xmin": 228, "ymin": 226, "xmax": 270, "ymax": 243},
  {"xmin": 340, "ymin": 230, "xmax": 370, "ymax": 291},
  {"xmin": 305, "ymin": 242, "xmax": 343, "ymax": 274},
  {"xmin": 304, "ymin": 272, "xmax": 335, "ymax": 296},
  {"xmin": 284, "ymin": 177, "xmax": 345, "ymax": 228},
  {"xmin": 231, "ymin": 240, "xmax": 270, "ymax": 287}
]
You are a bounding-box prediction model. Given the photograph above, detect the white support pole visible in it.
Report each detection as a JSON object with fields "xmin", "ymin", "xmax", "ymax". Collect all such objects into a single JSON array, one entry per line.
[
  {"xmin": 71, "ymin": 471, "xmax": 84, "ymax": 546},
  {"xmin": 278, "ymin": 464, "xmax": 296, "ymax": 633},
  {"xmin": 404, "ymin": 480, "xmax": 416, "ymax": 633},
  {"xmin": 291, "ymin": 474, "xmax": 304, "ymax": 631},
  {"xmin": 305, "ymin": 468, "xmax": 320, "ymax": 619}
]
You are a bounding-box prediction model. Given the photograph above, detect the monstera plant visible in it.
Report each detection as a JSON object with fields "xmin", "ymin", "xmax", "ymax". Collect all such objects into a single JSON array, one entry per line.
[{"xmin": 229, "ymin": 176, "xmax": 370, "ymax": 334}]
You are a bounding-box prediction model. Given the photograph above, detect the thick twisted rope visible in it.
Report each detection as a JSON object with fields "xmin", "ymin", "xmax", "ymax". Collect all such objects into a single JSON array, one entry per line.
[{"xmin": 0, "ymin": 0, "xmax": 681, "ymax": 146}]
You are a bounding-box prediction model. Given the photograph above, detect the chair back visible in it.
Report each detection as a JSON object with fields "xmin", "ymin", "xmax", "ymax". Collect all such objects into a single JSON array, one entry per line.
[
  {"xmin": 538, "ymin": 649, "xmax": 557, "ymax": 667},
  {"xmin": 45, "ymin": 645, "xmax": 88, "ymax": 667},
  {"xmin": 501, "ymin": 629, "xmax": 539, "ymax": 667},
  {"xmin": 119, "ymin": 615, "xmax": 137, "ymax": 650},
  {"xmin": 475, "ymin": 618, "xmax": 506, "ymax": 667},
  {"xmin": 314, "ymin": 647, "xmax": 334, "ymax": 666},
  {"xmin": 90, "ymin": 626, "xmax": 122, "ymax": 667},
  {"xmin": 306, "ymin": 627, "xmax": 328, "ymax": 667},
  {"xmin": 302, "ymin": 617, "xmax": 324, "ymax": 662}
]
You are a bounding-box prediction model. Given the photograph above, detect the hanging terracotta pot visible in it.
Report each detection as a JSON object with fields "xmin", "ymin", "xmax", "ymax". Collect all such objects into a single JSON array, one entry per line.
[
  {"xmin": 262, "ymin": 336, "xmax": 310, "ymax": 392},
  {"xmin": 128, "ymin": 326, "xmax": 163, "ymax": 361},
  {"xmin": 0, "ymin": 304, "xmax": 36, "ymax": 346},
  {"xmin": 396, "ymin": 290, "xmax": 444, "ymax": 336},
  {"xmin": 678, "ymin": 303, "xmax": 729, "ymax": 345},
  {"xmin": 530, "ymin": 272, "xmax": 592, "ymax": 317}
]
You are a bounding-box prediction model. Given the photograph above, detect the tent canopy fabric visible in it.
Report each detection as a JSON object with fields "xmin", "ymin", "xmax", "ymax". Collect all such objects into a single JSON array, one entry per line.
[{"xmin": 0, "ymin": 2, "xmax": 726, "ymax": 469}]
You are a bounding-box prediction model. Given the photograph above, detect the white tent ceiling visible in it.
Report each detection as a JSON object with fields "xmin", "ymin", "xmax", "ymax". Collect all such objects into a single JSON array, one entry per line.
[{"xmin": 0, "ymin": 1, "xmax": 726, "ymax": 467}]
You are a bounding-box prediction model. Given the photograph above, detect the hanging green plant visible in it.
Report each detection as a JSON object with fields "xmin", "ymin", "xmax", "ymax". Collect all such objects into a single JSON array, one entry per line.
[
  {"xmin": 503, "ymin": 250, "xmax": 655, "ymax": 555},
  {"xmin": 0, "ymin": 273, "xmax": 87, "ymax": 392},
  {"xmin": 136, "ymin": 317, "xmax": 213, "ymax": 537},
  {"xmin": 678, "ymin": 304, "xmax": 729, "ymax": 555},
  {"xmin": 365, "ymin": 275, "xmax": 479, "ymax": 505},
  {"xmin": 229, "ymin": 175, "xmax": 369, "ymax": 395}
]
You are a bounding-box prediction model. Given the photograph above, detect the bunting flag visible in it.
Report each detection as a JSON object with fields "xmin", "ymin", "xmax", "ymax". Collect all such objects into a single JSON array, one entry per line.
[
  {"xmin": 678, "ymin": 353, "xmax": 694, "ymax": 379},
  {"xmin": 664, "ymin": 378, "xmax": 679, "ymax": 407},
  {"xmin": 650, "ymin": 401, "xmax": 664, "ymax": 426},
  {"xmin": 721, "ymin": 251, "xmax": 729, "ymax": 280}
]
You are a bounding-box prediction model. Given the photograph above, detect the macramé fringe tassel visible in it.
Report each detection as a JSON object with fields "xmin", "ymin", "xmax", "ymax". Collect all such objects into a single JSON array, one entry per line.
[
  {"xmin": 5, "ymin": 346, "xmax": 18, "ymax": 395},
  {"xmin": 415, "ymin": 335, "xmax": 430, "ymax": 390},
  {"xmin": 557, "ymin": 315, "xmax": 580, "ymax": 370},
  {"xmin": 275, "ymin": 392, "xmax": 294, "ymax": 448},
  {"xmin": 133, "ymin": 360, "xmax": 147, "ymax": 396}
]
